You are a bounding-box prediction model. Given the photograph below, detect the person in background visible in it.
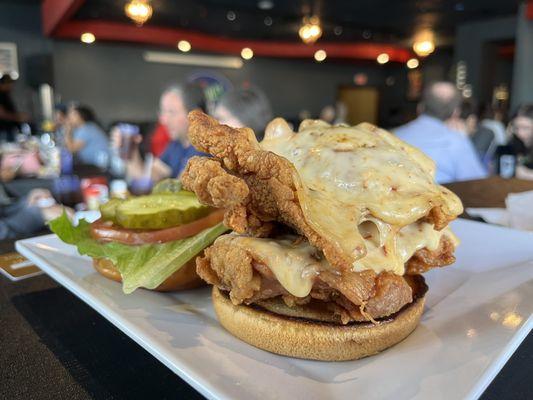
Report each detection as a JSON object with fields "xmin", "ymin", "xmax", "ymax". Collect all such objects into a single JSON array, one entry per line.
[
  {"xmin": 0, "ymin": 75, "xmax": 27, "ymax": 141},
  {"xmin": 395, "ymin": 81, "xmax": 487, "ymax": 184},
  {"xmin": 319, "ymin": 101, "xmax": 348, "ymax": 125},
  {"xmin": 54, "ymin": 103, "xmax": 68, "ymax": 131},
  {"xmin": 471, "ymin": 103, "xmax": 508, "ymax": 162},
  {"xmin": 0, "ymin": 184, "xmax": 70, "ymax": 239},
  {"xmin": 119, "ymin": 83, "xmax": 206, "ymax": 181},
  {"xmin": 53, "ymin": 103, "xmax": 67, "ymax": 132},
  {"xmin": 53, "ymin": 103, "xmax": 68, "ymax": 146},
  {"xmin": 447, "ymin": 101, "xmax": 478, "ymax": 136},
  {"xmin": 64, "ymin": 104, "xmax": 109, "ymax": 167},
  {"xmin": 507, "ymin": 105, "xmax": 533, "ymax": 180},
  {"xmin": 319, "ymin": 105, "xmax": 336, "ymax": 124},
  {"xmin": 213, "ymin": 87, "xmax": 272, "ymax": 140},
  {"xmin": 333, "ymin": 101, "xmax": 348, "ymax": 125},
  {"xmin": 479, "ymin": 103, "xmax": 507, "ymax": 146},
  {"xmin": 447, "ymin": 101, "xmax": 493, "ymax": 164},
  {"xmin": 149, "ymin": 122, "xmax": 170, "ymax": 157}
]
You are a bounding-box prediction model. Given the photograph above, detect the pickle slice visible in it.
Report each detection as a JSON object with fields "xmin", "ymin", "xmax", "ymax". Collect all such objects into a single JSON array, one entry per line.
[
  {"xmin": 115, "ymin": 193, "xmax": 210, "ymax": 230},
  {"xmin": 152, "ymin": 179, "xmax": 183, "ymax": 194},
  {"xmin": 100, "ymin": 198, "xmax": 124, "ymax": 222}
]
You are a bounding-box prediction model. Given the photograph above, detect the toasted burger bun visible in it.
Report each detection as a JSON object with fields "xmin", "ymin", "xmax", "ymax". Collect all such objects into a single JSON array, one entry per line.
[
  {"xmin": 212, "ymin": 281, "xmax": 426, "ymax": 361},
  {"xmin": 93, "ymin": 257, "xmax": 205, "ymax": 291}
]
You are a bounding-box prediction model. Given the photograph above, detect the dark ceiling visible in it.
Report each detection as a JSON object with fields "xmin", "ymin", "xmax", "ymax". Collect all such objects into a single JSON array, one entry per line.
[
  {"xmin": 74, "ymin": 0, "xmax": 520, "ymax": 45},
  {"xmin": 0, "ymin": 0, "xmax": 41, "ymax": 4}
]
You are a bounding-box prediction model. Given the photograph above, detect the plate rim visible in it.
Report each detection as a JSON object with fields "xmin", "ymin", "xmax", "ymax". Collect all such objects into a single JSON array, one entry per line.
[
  {"xmin": 15, "ymin": 238, "xmax": 224, "ymax": 400},
  {"xmin": 14, "ymin": 220, "xmax": 533, "ymax": 400}
]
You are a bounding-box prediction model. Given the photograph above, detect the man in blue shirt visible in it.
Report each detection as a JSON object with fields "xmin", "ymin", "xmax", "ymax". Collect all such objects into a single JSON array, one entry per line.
[
  {"xmin": 159, "ymin": 138, "xmax": 203, "ymax": 178},
  {"xmin": 124, "ymin": 83, "xmax": 206, "ymax": 180},
  {"xmin": 395, "ymin": 81, "xmax": 487, "ymax": 184}
]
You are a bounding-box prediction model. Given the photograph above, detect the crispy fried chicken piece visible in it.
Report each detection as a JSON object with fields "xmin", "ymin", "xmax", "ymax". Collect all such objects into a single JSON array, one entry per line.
[
  {"xmin": 196, "ymin": 239, "xmax": 261, "ymax": 304},
  {"xmin": 181, "ymin": 157, "xmax": 249, "ymax": 209},
  {"xmin": 183, "ymin": 157, "xmax": 276, "ymax": 237},
  {"xmin": 182, "ymin": 113, "xmax": 356, "ymax": 270},
  {"xmin": 317, "ymin": 269, "xmax": 376, "ymax": 306},
  {"xmin": 405, "ymin": 235, "xmax": 456, "ymax": 274},
  {"xmin": 182, "ymin": 110, "xmax": 457, "ymax": 272},
  {"xmin": 365, "ymin": 273, "xmax": 414, "ymax": 317},
  {"xmin": 197, "ymin": 235, "xmax": 420, "ymax": 323}
]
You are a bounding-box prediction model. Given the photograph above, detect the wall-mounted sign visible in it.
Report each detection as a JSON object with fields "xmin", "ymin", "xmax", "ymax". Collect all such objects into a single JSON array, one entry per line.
[{"xmin": 187, "ymin": 70, "xmax": 233, "ymax": 111}]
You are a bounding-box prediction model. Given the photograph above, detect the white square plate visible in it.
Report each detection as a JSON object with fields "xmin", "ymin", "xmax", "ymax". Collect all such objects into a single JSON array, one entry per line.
[{"xmin": 16, "ymin": 219, "xmax": 533, "ymax": 400}]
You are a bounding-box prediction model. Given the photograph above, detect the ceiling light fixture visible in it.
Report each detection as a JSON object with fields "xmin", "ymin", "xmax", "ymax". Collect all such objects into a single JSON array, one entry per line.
[
  {"xmin": 462, "ymin": 84, "xmax": 472, "ymax": 98},
  {"xmin": 353, "ymin": 73, "xmax": 368, "ymax": 86},
  {"xmin": 241, "ymin": 47, "xmax": 254, "ymax": 60},
  {"xmin": 376, "ymin": 53, "xmax": 389, "ymax": 64},
  {"xmin": 124, "ymin": 0, "xmax": 153, "ymax": 26},
  {"xmin": 298, "ymin": 16, "xmax": 322, "ymax": 44},
  {"xmin": 144, "ymin": 51, "xmax": 243, "ymax": 69},
  {"xmin": 227, "ymin": 11, "xmax": 236, "ymax": 21},
  {"xmin": 177, "ymin": 40, "xmax": 191, "ymax": 52},
  {"xmin": 413, "ymin": 40, "xmax": 435, "ymax": 57},
  {"xmin": 257, "ymin": 0, "xmax": 274, "ymax": 10},
  {"xmin": 80, "ymin": 32, "xmax": 96, "ymax": 44},
  {"xmin": 407, "ymin": 58, "xmax": 419, "ymax": 69},
  {"xmin": 314, "ymin": 49, "xmax": 326, "ymax": 62},
  {"xmin": 413, "ymin": 30, "xmax": 435, "ymax": 57}
]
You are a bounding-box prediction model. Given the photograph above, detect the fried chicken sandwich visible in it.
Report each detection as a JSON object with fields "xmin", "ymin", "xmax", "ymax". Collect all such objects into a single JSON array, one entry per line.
[{"xmin": 182, "ymin": 110, "xmax": 463, "ymax": 361}]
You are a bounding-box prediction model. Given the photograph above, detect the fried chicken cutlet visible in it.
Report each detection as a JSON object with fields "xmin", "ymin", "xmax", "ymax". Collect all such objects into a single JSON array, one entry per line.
[{"xmin": 182, "ymin": 110, "xmax": 462, "ymax": 273}]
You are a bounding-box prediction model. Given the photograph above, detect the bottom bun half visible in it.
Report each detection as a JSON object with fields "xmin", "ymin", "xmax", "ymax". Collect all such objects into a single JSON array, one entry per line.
[
  {"xmin": 92, "ymin": 257, "xmax": 205, "ymax": 291},
  {"xmin": 212, "ymin": 282, "xmax": 426, "ymax": 361}
]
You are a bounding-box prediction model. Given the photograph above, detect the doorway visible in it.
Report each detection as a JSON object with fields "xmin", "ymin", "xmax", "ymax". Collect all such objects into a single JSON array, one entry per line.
[{"xmin": 337, "ymin": 86, "xmax": 379, "ymax": 125}]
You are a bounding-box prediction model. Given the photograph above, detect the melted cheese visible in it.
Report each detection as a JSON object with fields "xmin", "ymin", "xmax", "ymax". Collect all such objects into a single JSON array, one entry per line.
[
  {"xmin": 218, "ymin": 234, "xmax": 327, "ymax": 297},
  {"xmin": 217, "ymin": 222, "xmax": 458, "ymax": 297},
  {"xmin": 353, "ymin": 220, "xmax": 458, "ymax": 274},
  {"xmin": 260, "ymin": 119, "xmax": 463, "ymax": 275}
]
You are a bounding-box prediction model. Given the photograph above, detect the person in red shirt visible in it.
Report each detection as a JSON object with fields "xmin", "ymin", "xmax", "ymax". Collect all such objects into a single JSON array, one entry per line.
[{"xmin": 150, "ymin": 123, "xmax": 170, "ymax": 157}]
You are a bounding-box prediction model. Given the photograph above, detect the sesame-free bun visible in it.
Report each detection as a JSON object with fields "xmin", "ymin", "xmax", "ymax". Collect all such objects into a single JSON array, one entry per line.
[
  {"xmin": 212, "ymin": 282, "xmax": 426, "ymax": 361},
  {"xmin": 92, "ymin": 257, "xmax": 205, "ymax": 291}
]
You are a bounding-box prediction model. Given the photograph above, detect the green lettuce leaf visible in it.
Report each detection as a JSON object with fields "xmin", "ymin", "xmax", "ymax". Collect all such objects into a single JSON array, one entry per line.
[{"xmin": 49, "ymin": 212, "xmax": 228, "ymax": 294}]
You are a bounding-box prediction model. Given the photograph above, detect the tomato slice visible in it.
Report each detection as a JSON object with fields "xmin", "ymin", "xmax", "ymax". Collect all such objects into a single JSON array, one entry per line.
[{"xmin": 90, "ymin": 209, "xmax": 225, "ymax": 245}]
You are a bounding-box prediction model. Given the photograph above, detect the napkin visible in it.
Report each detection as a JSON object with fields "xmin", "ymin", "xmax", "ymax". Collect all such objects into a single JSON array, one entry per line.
[
  {"xmin": 505, "ymin": 190, "xmax": 533, "ymax": 231},
  {"xmin": 466, "ymin": 207, "xmax": 509, "ymax": 226},
  {"xmin": 467, "ymin": 190, "xmax": 533, "ymax": 231}
]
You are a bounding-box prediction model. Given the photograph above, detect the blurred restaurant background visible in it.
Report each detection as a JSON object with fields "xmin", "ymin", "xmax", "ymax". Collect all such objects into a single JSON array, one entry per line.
[
  {"xmin": 1, "ymin": 1, "xmax": 533, "ymax": 398},
  {"xmin": 0, "ymin": 0, "xmax": 532, "ymax": 238},
  {"xmin": 3, "ymin": 1, "xmax": 532, "ymax": 128}
]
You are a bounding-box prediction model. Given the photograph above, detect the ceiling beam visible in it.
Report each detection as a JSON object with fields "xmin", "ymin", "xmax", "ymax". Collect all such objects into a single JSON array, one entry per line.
[
  {"xmin": 42, "ymin": 0, "xmax": 86, "ymax": 36},
  {"xmin": 54, "ymin": 20, "xmax": 414, "ymax": 62}
]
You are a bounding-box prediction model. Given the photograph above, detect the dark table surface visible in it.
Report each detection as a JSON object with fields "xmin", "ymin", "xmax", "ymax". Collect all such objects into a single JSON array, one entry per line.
[
  {"xmin": 1, "ymin": 177, "xmax": 532, "ymax": 399},
  {"xmin": 3, "ymin": 177, "xmax": 55, "ymax": 198},
  {"xmin": 3, "ymin": 163, "xmax": 110, "ymax": 200}
]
